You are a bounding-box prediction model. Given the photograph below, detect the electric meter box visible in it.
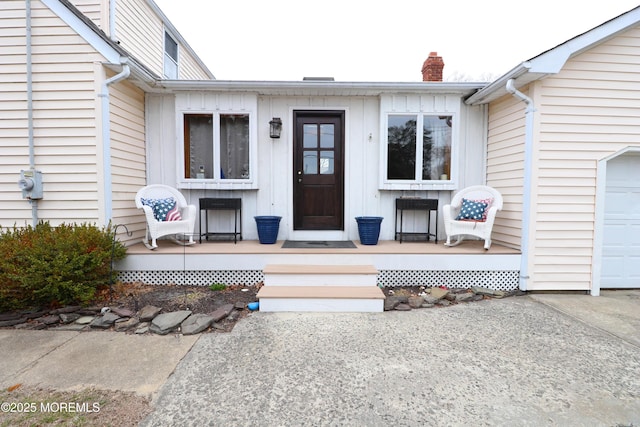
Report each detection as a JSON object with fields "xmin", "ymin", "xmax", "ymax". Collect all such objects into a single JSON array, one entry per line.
[{"xmin": 18, "ymin": 169, "xmax": 43, "ymax": 200}]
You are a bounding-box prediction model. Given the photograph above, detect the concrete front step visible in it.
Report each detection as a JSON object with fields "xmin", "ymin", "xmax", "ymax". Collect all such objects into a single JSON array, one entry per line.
[
  {"xmin": 257, "ymin": 286, "xmax": 385, "ymax": 312},
  {"xmin": 263, "ymin": 264, "xmax": 379, "ymax": 287}
]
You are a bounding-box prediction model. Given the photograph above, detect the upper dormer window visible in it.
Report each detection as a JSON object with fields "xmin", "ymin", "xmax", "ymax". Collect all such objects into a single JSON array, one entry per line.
[{"xmin": 164, "ymin": 31, "xmax": 178, "ymax": 78}]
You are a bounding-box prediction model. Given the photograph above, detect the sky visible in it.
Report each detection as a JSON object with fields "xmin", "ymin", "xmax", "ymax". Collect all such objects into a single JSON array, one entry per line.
[{"xmin": 152, "ymin": 0, "xmax": 640, "ymax": 82}]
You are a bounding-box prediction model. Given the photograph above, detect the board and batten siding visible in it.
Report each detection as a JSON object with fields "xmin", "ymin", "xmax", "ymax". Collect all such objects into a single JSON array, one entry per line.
[
  {"xmin": 108, "ymin": 76, "xmax": 146, "ymax": 244},
  {"xmin": 379, "ymin": 94, "xmax": 486, "ymax": 241},
  {"xmin": 147, "ymin": 92, "xmax": 486, "ymax": 242},
  {"xmin": 0, "ymin": 0, "xmax": 107, "ymax": 227},
  {"xmin": 115, "ymin": 0, "xmax": 211, "ymax": 80}
]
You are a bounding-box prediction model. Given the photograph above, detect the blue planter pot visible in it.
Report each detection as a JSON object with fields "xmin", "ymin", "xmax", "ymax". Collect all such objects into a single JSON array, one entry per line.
[
  {"xmin": 355, "ymin": 216, "xmax": 383, "ymax": 245},
  {"xmin": 254, "ymin": 216, "xmax": 281, "ymax": 244}
]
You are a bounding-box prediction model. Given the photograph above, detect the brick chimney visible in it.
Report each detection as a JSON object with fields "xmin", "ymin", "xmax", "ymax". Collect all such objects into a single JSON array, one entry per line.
[{"xmin": 422, "ymin": 52, "xmax": 444, "ymax": 82}]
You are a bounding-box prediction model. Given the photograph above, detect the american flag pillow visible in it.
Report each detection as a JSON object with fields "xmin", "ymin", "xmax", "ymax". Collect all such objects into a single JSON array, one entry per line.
[
  {"xmin": 141, "ymin": 197, "xmax": 182, "ymax": 222},
  {"xmin": 473, "ymin": 197, "xmax": 493, "ymax": 221},
  {"xmin": 165, "ymin": 203, "xmax": 182, "ymax": 221},
  {"xmin": 455, "ymin": 198, "xmax": 489, "ymax": 222}
]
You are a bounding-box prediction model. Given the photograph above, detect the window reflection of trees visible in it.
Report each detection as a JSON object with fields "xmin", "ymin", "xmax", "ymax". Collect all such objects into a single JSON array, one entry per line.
[
  {"xmin": 387, "ymin": 115, "xmax": 451, "ymax": 181},
  {"xmin": 387, "ymin": 117, "xmax": 417, "ymax": 180}
]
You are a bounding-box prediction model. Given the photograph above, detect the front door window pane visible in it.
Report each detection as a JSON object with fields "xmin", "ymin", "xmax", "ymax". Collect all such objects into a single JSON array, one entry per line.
[
  {"xmin": 303, "ymin": 124, "xmax": 317, "ymax": 148},
  {"xmin": 320, "ymin": 124, "xmax": 334, "ymax": 148},
  {"xmin": 220, "ymin": 114, "xmax": 250, "ymax": 179},
  {"xmin": 303, "ymin": 151, "xmax": 318, "ymax": 174},
  {"xmin": 387, "ymin": 115, "xmax": 417, "ymax": 180},
  {"xmin": 320, "ymin": 151, "xmax": 334, "ymax": 174}
]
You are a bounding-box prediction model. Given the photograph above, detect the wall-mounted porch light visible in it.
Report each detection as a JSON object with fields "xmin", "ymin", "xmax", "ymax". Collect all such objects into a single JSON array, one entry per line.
[{"xmin": 269, "ymin": 117, "xmax": 282, "ymax": 139}]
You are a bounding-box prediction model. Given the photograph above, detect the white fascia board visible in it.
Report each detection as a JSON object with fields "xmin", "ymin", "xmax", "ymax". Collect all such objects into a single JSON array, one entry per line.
[
  {"xmin": 41, "ymin": 0, "xmax": 120, "ymax": 63},
  {"xmin": 159, "ymin": 80, "xmax": 485, "ymax": 97}
]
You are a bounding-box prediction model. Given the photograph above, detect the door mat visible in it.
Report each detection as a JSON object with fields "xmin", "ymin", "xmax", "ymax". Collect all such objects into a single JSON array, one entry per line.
[{"xmin": 282, "ymin": 240, "xmax": 357, "ymax": 249}]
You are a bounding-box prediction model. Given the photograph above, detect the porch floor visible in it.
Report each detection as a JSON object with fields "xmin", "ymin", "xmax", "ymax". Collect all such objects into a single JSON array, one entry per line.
[
  {"xmin": 117, "ymin": 239, "xmax": 521, "ymax": 290},
  {"xmin": 124, "ymin": 239, "xmax": 520, "ymax": 255}
]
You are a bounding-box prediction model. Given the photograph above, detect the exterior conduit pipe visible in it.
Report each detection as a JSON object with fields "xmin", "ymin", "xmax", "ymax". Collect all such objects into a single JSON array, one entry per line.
[
  {"xmin": 100, "ymin": 60, "xmax": 130, "ymax": 224},
  {"xmin": 26, "ymin": 0, "xmax": 38, "ymax": 226},
  {"xmin": 109, "ymin": 0, "xmax": 117, "ymax": 41},
  {"xmin": 505, "ymin": 79, "xmax": 535, "ymax": 292}
]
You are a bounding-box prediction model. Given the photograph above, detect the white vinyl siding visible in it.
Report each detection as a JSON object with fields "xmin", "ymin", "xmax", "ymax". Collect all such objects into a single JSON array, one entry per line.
[
  {"xmin": 68, "ymin": 0, "xmax": 103, "ymax": 28},
  {"xmin": 487, "ymin": 25, "xmax": 640, "ymax": 291},
  {"xmin": 0, "ymin": 0, "xmax": 104, "ymax": 227},
  {"xmin": 179, "ymin": 48, "xmax": 210, "ymax": 80},
  {"xmin": 0, "ymin": 0, "xmax": 31, "ymax": 223},
  {"xmin": 115, "ymin": 0, "xmax": 211, "ymax": 79},
  {"xmin": 531, "ymin": 28, "xmax": 640, "ymax": 290},
  {"xmin": 486, "ymin": 94, "xmax": 526, "ymax": 249},
  {"xmin": 109, "ymin": 77, "xmax": 146, "ymax": 245},
  {"xmin": 115, "ymin": 0, "xmax": 163, "ymax": 76}
]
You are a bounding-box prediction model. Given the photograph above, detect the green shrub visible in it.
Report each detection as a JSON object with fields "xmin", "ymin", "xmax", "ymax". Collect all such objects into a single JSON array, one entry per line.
[{"xmin": 0, "ymin": 222, "xmax": 126, "ymax": 311}]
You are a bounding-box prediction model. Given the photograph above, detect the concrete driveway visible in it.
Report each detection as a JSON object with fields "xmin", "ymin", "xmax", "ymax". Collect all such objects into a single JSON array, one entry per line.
[{"xmin": 141, "ymin": 292, "xmax": 640, "ymax": 426}]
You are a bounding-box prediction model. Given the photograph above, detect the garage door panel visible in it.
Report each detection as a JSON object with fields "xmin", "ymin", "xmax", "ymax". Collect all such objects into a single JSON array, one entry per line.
[
  {"xmin": 601, "ymin": 256, "xmax": 624, "ymax": 279},
  {"xmin": 601, "ymin": 154, "xmax": 640, "ymax": 289}
]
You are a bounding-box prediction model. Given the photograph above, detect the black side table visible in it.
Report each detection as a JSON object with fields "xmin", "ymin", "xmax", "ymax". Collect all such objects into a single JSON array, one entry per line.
[
  {"xmin": 199, "ymin": 198, "xmax": 242, "ymax": 243},
  {"xmin": 395, "ymin": 198, "xmax": 438, "ymax": 243}
]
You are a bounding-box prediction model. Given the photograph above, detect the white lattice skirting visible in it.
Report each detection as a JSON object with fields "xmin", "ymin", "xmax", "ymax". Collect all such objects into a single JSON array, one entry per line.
[{"xmin": 117, "ymin": 269, "xmax": 519, "ymax": 291}]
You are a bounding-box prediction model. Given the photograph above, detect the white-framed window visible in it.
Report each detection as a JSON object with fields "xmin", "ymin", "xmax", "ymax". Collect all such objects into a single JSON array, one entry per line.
[
  {"xmin": 382, "ymin": 113, "xmax": 455, "ymax": 189},
  {"xmin": 182, "ymin": 112, "xmax": 254, "ymax": 184},
  {"xmin": 163, "ymin": 30, "xmax": 178, "ymax": 78}
]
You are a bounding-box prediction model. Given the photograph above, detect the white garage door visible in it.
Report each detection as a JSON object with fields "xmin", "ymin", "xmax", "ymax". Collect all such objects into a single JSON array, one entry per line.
[{"xmin": 601, "ymin": 154, "xmax": 640, "ymax": 288}]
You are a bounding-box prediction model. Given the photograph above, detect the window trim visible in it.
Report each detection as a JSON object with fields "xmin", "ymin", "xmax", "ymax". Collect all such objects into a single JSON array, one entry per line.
[
  {"xmin": 177, "ymin": 110, "xmax": 258, "ymax": 190},
  {"xmin": 379, "ymin": 111, "xmax": 458, "ymax": 191}
]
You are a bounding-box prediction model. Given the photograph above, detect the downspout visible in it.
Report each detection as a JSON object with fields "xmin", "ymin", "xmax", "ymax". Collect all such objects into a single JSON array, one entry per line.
[
  {"xmin": 506, "ymin": 79, "xmax": 535, "ymax": 291},
  {"xmin": 26, "ymin": 0, "xmax": 37, "ymax": 226},
  {"xmin": 99, "ymin": 60, "xmax": 130, "ymax": 223}
]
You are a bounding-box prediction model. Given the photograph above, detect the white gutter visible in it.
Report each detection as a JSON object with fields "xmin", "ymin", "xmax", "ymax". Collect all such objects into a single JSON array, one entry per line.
[
  {"xmin": 100, "ymin": 60, "xmax": 130, "ymax": 223},
  {"xmin": 160, "ymin": 80, "xmax": 484, "ymax": 97},
  {"xmin": 505, "ymin": 79, "xmax": 535, "ymax": 291}
]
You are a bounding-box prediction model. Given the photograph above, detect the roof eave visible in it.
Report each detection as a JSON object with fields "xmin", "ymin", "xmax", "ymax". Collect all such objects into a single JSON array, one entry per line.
[
  {"xmin": 465, "ymin": 62, "xmax": 550, "ymax": 104},
  {"xmin": 156, "ymin": 80, "xmax": 486, "ymax": 97}
]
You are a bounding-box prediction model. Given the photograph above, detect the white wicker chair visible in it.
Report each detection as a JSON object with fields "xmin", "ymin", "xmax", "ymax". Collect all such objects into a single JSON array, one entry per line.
[
  {"xmin": 442, "ymin": 185, "xmax": 503, "ymax": 250},
  {"xmin": 135, "ymin": 185, "xmax": 196, "ymax": 250}
]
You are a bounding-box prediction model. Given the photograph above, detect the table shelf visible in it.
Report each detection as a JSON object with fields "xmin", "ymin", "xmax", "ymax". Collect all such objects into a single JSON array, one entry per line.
[
  {"xmin": 199, "ymin": 198, "xmax": 242, "ymax": 244},
  {"xmin": 395, "ymin": 198, "xmax": 438, "ymax": 243}
]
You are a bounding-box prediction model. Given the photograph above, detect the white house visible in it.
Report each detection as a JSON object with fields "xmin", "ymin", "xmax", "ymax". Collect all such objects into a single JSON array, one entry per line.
[{"xmin": 2, "ymin": 0, "xmax": 638, "ymax": 300}]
